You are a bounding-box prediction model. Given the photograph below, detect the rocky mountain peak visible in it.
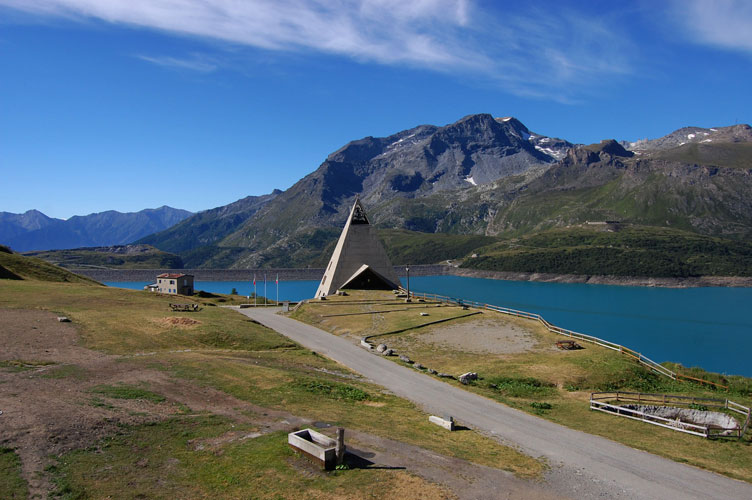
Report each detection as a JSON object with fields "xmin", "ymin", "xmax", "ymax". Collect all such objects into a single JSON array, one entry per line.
[
  {"xmin": 624, "ymin": 123, "xmax": 752, "ymax": 153},
  {"xmin": 585, "ymin": 139, "xmax": 634, "ymax": 158}
]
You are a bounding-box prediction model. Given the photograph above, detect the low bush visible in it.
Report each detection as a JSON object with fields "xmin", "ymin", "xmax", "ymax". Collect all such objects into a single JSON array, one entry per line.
[
  {"xmin": 486, "ymin": 376, "xmax": 556, "ymax": 398},
  {"xmin": 292, "ymin": 378, "xmax": 369, "ymax": 401}
]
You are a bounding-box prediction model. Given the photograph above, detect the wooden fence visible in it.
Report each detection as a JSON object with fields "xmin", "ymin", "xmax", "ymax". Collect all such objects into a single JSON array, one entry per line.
[
  {"xmin": 590, "ymin": 392, "xmax": 750, "ymax": 439},
  {"xmin": 405, "ymin": 289, "xmax": 727, "ymax": 389}
]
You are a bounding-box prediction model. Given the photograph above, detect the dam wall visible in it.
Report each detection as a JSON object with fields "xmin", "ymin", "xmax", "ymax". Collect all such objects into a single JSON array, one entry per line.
[{"xmin": 76, "ymin": 264, "xmax": 449, "ymax": 282}]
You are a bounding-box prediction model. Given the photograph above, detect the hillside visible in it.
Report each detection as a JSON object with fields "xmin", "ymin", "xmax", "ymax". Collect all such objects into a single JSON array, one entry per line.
[
  {"xmin": 24, "ymin": 245, "xmax": 184, "ymax": 270},
  {"xmin": 1, "ymin": 206, "xmax": 192, "ymax": 252},
  {"xmin": 143, "ymin": 114, "xmax": 571, "ymax": 268},
  {"xmin": 0, "ymin": 245, "xmax": 100, "ymax": 284},
  {"xmin": 108, "ymin": 116, "xmax": 752, "ymax": 275},
  {"xmin": 462, "ymin": 225, "xmax": 752, "ymax": 277},
  {"xmin": 138, "ymin": 192, "xmax": 280, "ymax": 254}
]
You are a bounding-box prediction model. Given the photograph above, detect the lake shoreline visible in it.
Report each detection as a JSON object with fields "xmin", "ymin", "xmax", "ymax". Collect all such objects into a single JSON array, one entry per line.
[
  {"xmin": 79, "ymin": 265, "xmax": 752, "ymax": 288},
  {"xmin": 447, "ymin": 267, "xmax": 752, "ymax": 288}
]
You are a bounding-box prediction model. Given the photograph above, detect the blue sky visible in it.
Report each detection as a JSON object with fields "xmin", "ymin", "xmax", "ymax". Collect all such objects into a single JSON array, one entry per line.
[{"xmin": 1, "ymin": 0, "xmax": 751, "ymax": 219}]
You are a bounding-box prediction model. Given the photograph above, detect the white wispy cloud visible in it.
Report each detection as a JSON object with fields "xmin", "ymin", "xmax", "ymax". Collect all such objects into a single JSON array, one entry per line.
[
  {"xmin": 136, "ymin": 53, "xmax": 218, "ymax": 72},
  {"xmin": 0, "ymin": 0, "xmax": 634, "ymax": 99},
  {"xmin": 668, "ymin": 0, "xmax": 752, "ymax": 53}
]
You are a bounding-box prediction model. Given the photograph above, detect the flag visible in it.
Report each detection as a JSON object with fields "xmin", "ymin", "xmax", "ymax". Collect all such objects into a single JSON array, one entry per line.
[
  {"xmin": 276, "ymin": 274, "xmax": 279, "ymax": 284},
  {"xmin": 253, "ymin": 274, "xmax": 256, "ymax": 286}
]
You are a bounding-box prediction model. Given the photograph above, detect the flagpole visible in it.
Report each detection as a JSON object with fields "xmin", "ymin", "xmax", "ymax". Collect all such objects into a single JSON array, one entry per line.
[
  {"xmin": 276, "ymin": 273, "xmax": 279, "ymax": 305},
  {"xmin": 264, "ymin": 274, "xmax": 267, "ymax": 306},
  {"xmin": 254, "ymin": 274, "xmax": 257, "ymax": 307}
]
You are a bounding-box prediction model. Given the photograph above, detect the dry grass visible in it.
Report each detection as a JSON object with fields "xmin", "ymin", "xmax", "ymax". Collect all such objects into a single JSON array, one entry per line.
[
  {"xmin": 292, "ymin": 290, "xmax": 478, "ymax": 340},
  {"xmin": 294, "ymin": 293, "xmax": 752, "ymax": 483},
  {"xmin": 1, "ymin": 279, "xmax": 545, "ymax": 497}
]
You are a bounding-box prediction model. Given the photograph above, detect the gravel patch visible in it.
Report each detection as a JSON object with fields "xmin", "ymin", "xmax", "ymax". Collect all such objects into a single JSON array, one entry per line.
[{"xmin": 418, "ymin": 318, "xmax": 539, "ymax": 354}]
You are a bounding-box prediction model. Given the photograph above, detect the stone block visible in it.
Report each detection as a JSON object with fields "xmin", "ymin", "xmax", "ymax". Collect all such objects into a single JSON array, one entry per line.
[
  {"xmin": 288, "ymin": 428, "xmax": 338, "ymax": 469},
  {"xmin": 429, "ymin": 415, "xmax": 455, "ymax": 431}
]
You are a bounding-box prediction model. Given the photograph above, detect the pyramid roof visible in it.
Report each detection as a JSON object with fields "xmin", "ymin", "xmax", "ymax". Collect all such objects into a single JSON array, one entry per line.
[{"xmin": 315, "ymin": 199, "xmax": 401, "ymax": 297}]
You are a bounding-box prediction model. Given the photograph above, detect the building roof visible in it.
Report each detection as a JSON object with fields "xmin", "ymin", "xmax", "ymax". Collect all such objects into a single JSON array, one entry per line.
[
  {"xmin": 315, "ymin": 199, "xmax": 401, "ymax": 297},
  {"xmin": 157, "ymin": 273, "xmax": 193, "ymax": 279}
]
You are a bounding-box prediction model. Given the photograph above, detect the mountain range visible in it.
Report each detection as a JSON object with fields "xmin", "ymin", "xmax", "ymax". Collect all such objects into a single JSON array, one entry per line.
[
  {"xmin": 138, "ymin": 114, "xmax": 752, "ymax": 270},
  {"xmin": 0, "ymin": 206, "xmax": 192, "ymax": 252},
  {"xmin": 8, "ymin": 113, "xmax": 752, "ymax": 275}
]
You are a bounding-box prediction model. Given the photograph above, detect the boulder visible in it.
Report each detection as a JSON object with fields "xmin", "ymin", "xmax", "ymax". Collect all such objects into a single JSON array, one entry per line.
[
  {"xmin": 415, "ymin": 363, "xmax": 425, "ymax": 370},
  {"xmin": 382, "ymin": 349, "xmax": 394, "ymax": 356},
  {"xmin": 399, "ymin": 355, "xmax": 412, "ymax": 364},
  {"xmin": 459, "ymin": 372, "xmax": 478, "ymax": 385},
  {"xmin": 427, "ymin": 368, "xmax": 438, "ymax": 375},
  {"xmin": 376, "ymin": 344, "xmax": 388, "ymax": 353}
]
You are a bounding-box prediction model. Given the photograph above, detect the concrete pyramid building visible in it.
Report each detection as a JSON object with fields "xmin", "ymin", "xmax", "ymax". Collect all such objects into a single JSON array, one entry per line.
[{"xmin": 315, "ymin": 199, "xmax": 402, "ymax": 298}]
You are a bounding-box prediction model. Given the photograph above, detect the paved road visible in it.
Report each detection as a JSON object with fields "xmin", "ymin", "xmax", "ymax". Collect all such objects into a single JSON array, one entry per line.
[{"xmin": 236, "ymin": 306, "xmax": 751, "ymax": 499}]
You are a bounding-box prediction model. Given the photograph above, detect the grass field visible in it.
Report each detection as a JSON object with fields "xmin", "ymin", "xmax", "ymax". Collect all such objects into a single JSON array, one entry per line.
[
  {"xmin": 0, "ymin": 447, "xmax": 27, "ymax": 499},
  {"xmin": 293, "ymin": 291, "xmax": 752, "ymax": 483},
  {"xmin": 48, "ymin": 416, "xmax": 453, "ymax": 499},
  {"xmin": 0, "ymin": 276, "xmax": 543, "ymax": 498}
]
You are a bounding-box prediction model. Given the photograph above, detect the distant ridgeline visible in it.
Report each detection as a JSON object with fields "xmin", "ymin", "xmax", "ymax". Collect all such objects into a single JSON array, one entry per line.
[
  {"xmin": 15, "ymin": 115, "xmax": 752, "ymax": 280},
  {"xmin": 0, "ymin": 206, "xmax": 192, "ymax": 252}
]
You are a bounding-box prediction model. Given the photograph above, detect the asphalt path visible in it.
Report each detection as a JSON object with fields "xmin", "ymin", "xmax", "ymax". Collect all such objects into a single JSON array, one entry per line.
[{"xmin": 236, "ymin": 306, "xmax": 751, "ymax": 499}]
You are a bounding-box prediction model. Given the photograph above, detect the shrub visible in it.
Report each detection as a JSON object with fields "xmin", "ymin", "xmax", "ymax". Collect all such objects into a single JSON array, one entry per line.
[
  {"xmin": 486, "ymin": 376, "xmax": 556, "ymax": 398},
  {"xmin": 530, "ymin": 402, "xmax": 552, "ymax": 410},
  {"xmin": 292, "ymin": 378, "xmax": 369, "ymax": 401}
]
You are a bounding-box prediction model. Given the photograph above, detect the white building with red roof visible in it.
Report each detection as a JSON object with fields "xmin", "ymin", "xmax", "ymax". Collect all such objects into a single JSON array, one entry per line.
[{"xmin": 153, "ymin": 272, "xmax": 194, "ymax": 295}]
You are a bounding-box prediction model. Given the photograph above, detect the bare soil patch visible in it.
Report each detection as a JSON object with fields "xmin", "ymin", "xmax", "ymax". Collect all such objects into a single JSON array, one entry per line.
[
  {"xmin": 0, "ymin": 309, "xmax": 301, "ymax": 497},
  {"xmin": 153, "ymin": 316, "xmax": 202, "ymax": 328},
  {"xmin": 418, "ymin": 318, "xmax": 541, "ymax": 355}
]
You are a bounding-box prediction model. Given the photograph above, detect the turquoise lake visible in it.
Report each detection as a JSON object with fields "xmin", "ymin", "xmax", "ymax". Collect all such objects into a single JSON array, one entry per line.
[{"xmin": 105, "ymin": 276, "xmax": 752, "ymax": 377}]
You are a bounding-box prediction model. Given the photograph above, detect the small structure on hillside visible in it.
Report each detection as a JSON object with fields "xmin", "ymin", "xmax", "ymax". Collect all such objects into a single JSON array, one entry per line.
[
  {"xmin": 315, "ymin": 199, "xmax": 401, "ymax": 298},
  {"xmin": 148, "ymin": 273, "xmax": 194, "ymax": 295}
]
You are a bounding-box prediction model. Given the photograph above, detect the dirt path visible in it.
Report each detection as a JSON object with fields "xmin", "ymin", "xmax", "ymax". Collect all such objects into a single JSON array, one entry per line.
[
  {"xmin": 340, "ymin": 429, "xmax": 564, "ymax": 500},
  {"xmin": 238, "ymin": 306, "xmax": 752, "ymax": 500}
]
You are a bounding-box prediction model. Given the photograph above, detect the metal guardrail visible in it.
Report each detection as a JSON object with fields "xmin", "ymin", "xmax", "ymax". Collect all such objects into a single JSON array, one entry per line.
[
  {"xmin": 404, "ymin": 289, "xmax": 727, "ymax": 389},
  {"xmin": 590, "ymin": 392, "xmax": 750, "ymax": 439}
]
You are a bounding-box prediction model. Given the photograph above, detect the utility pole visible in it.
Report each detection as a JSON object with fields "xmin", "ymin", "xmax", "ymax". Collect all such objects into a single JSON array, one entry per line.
[{"xmin": 406, "ymin": 266, "xmax": 411, "ymax": 302}]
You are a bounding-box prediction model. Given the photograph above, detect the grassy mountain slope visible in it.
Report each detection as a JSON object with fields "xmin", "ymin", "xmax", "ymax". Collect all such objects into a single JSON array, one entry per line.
[
  {"xmin": 464, "ymin": 225, "xmax": 752, "ymax": 277},
  {"xmin": 379, "ymin": 229, "xmax": 497, "ymax": 265},
  {"xmin": 484, "ymin": 140, "xmax": 752, "ymax": 239},
  {"xmin": 138, "ymin": 192, "xmax": 280, "ymax": 254},
  {"xmin": 0, "ymin": 245, "xmax": 100, "ymax": 284},
  {"xmin": 135, "ymin": 118, "xmax": 752, "ymax": 276},
  {"xmin": 24, "ymin": 245, "xmax": 183, "ymax": 270}
]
